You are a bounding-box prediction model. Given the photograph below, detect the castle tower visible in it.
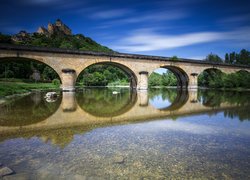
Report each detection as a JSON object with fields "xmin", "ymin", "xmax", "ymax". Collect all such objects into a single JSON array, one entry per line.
[
  {"xmin": 55, "ymin": 19, "xmax": 63, "ymax": 27},
  {"xmin": 37, "ymin": 27, "xmax": 48, "ymax": 35},
  {"xmin": 48, "ymin": 23, "xmax": 54, "ymax": 34}
]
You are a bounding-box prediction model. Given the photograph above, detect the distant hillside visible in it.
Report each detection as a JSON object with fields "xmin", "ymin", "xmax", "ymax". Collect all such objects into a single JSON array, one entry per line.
[{"xmin": 0, "ymin": 19, "xmax": 113, "ymax": 53}]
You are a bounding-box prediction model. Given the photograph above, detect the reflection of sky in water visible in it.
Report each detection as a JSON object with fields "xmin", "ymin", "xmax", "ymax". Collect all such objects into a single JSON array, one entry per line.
[
  {"xmin": 0, "ymin": 89, "xmax": 250, "ymax": 179},
  {"xmin": 149, "ymin": 95, "xmax": 171, "ymax": 109},
  {"xmin": 131, "ymin": 113, "xmax": 250, "ymax": 136},
  {"xmin": 0, "ymin": 113, "xmax": 250, "ymax": 179}
]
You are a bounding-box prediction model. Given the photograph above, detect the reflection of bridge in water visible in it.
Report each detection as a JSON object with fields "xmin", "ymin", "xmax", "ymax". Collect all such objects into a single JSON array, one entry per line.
[{"xmin": 0, "ymin": 89, "xmax": 241, "ymax": 137}]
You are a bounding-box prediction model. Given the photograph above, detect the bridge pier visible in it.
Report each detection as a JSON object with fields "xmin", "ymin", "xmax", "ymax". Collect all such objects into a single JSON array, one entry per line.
[
  {"xmin": 61, "ymin": 69, "xmax": 76, "ymax": 91},
  {"xmin": 138, "ymin": 90, "xmax": 149, "ymax": 106},
  {"xmin": 138, "ymin": 71, "xmax": 148, "ymax": 90},
  {"xmin": 189, "ymin": 89, "xmax": 198, "ymax": 103},
  {"xmin": 188, "ymin": 73, "xmax": 199, "ymax": 89},
  {"xmin": 61, "ymin": 92, "xmax": 77, "ymax": 112}
]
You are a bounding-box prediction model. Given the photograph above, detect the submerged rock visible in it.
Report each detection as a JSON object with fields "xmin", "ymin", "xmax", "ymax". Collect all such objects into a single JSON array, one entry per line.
[
  {"xmin": 44, "ymin": 92, "xmax": 58, "ymax": 102},
  {"xmin": 113, "ymin": 156, "xmax": 125, "ymax": 164},
  {"xmin": 45, "ymin": 92, "xmax": 58, "ymax": 98},
  {"xmin": 3, "ymin": 173, "xmax": 30, "ymax": 180},
  {"xmin": 112, "ymin": 91, "xmax": 120, "ymax": 95},
  {"xmin": 0, "ymin": 166, "xmax": 14, "ymax": 177}
]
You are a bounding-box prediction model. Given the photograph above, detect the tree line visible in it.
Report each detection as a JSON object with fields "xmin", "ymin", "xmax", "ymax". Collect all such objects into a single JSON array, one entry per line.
[
  {"xmin": 198, "ymin": 49, "xmax": 250, "ymax": 89},
  {"xmin": 149, "ymin": 71, "xmax": 177, "ymax": 87},
  {"xmin": 205, "ymin": 49, "xmax": 250, "ymax": 65},
  {"xmin": 198, "ymin": 69, "xmax": 250, "ymax": 89}
]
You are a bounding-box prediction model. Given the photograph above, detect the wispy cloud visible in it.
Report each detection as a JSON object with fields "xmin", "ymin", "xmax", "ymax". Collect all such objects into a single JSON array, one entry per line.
[
  {"xmin": 115, "ymin": 11, "xmax": 186, "ymax": 23},
  {"xmin": 94, "ymin": 10, "xmax": 187, "ymax": 29},
  {"xmin": 112, "ymin": 30, "xmax": 221, "ymax": 52},
  {"xmin": 22, "ymin": 0, "xmax": 83, "ymax": 9},
  {"xmin": 89, "ymin": 9, "xmax": 133, "ymax": 19},
  {"xmin": 219, "ymin": 14, "xmax": 250, "ymax": 26},
  {"xmin": 24, "ymin": 0, "xmax": 63, "ymax": 5},
  {"xmin": 111, "ymin": 27, "xmax": 250, "ymax": 52}
]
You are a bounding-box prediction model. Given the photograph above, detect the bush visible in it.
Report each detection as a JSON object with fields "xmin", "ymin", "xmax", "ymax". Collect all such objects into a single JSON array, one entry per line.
[{"xmin": 52, "ymin": 79, "xmax": 60, "ymax": 86}]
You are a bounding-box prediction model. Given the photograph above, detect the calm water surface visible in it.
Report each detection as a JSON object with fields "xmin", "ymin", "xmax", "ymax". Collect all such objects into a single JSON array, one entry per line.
[{"xmin": 0, "ymin": 88, "xmax": 250, "ymax": 179}]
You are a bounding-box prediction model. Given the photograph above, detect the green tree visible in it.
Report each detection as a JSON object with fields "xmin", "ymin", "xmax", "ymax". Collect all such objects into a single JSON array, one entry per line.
[
  {"xmin": 205, "ymin": 53, "xmax": 223, "ymax": 63},
  {"xmin": 225, "ymin": 53, "xmax": 229, "ymax": 63},
  {"xmin": 78, "ymin": 64, "xmax": 129, "ymax": 86},
  {"xmin": 161, "ymin": 71, "xmax": 177, "ymax": 86},
  {"xmin": 170, "ymin": 56, "xmax": 178, "ymax": 61},
  {"xmin": 229, "ymin": 52, "xmax": 236, "ymax": 64},
  {"xmin": 148, "ymin": 72, "xmax": 162, "ymax": 87},
  {"xmin": 238, "ymin": 49, "xmax": 250, "ymax": 65},
  {"xmin": 0, "ymin": 33, "xmax": 12, "ymax": 43}
]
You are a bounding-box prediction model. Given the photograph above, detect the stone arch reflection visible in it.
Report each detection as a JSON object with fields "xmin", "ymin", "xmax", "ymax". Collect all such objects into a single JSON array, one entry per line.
[
  {"xmin": 76, "ymin": 88, "xmax": 137, "ymax": 117},
  {"xmin": 0, "ymin": 92, "xmax": 62, "ymax": 126},
  {"xmin": 149, "ymin": 88, "xmax": 189, "ymax": 111}
]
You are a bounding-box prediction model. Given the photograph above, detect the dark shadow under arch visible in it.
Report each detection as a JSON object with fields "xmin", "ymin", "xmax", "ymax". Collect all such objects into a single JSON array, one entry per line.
[
  {"xmin": 198, "ymin": 68, "xmax": 223, "ymax": 87},
  {"xmin": 159, "ymin": 66, "xmax": 189, "ymax": 88},
  {"xmin": 0, "ymin": 57, "xmax": 61, "ymax": 82}
]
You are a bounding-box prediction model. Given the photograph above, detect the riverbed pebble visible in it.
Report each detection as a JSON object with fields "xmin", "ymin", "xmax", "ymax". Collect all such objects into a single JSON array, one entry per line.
[
  {"xmin": 0, "ymin": 167, "xmax": 14, "ymax": 177},
  {"xmin": 113, "ymin": 156, "xmax": 125, "ymax": 164},
  {"xmin": 3, "ymin": 173, "xmax": 30, "ymax": 180}
]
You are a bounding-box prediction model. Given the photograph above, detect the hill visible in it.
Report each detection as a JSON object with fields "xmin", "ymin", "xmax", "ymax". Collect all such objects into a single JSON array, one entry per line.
[{"xmin": 0, "ymin": 19, "xmax": 113, "ymax": 53}]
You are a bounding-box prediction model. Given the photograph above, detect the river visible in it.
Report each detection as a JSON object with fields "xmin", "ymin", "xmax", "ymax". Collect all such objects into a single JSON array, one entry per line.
[{"xmin": 0, "ymin": 88, "xmax": 249, "ymax": 179}]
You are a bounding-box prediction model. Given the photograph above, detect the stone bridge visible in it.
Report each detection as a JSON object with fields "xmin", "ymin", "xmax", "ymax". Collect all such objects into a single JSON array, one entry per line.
[{"xmin": 0, "ymin": 44, "xmax": 250, "ymax": 90}]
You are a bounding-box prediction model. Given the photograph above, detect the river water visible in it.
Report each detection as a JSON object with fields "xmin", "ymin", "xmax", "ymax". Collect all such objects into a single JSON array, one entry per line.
[{"xmin": 0, "ymin": 88, "xmax": 249, "ymax": 179}]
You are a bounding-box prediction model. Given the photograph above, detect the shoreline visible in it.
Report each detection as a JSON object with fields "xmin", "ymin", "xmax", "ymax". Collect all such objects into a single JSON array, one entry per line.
[{"xmin": 1, "ymin": 85, "xmax": 250, "ymax": 105}]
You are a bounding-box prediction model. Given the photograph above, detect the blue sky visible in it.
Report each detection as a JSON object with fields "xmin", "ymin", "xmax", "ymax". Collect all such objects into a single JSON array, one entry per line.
[{"xmin": 0, "ymin": 0, "xmax": 250, "ymax": 60}]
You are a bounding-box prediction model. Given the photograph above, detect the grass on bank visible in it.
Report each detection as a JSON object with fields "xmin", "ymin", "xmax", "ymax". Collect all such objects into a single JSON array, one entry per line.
[{"xmin": 0, "ymin": 81, "xmax": 60, "ymax": 97}]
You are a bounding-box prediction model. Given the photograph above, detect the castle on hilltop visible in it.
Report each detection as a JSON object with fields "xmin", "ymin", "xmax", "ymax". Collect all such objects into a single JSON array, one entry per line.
[{"xmin": 37, "ymin": 19, "xmax": 72, "ymax": 36}]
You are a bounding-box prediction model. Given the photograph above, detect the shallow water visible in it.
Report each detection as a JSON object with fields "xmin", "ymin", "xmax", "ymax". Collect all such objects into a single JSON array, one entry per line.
[{"xmin": 0, "ymin": 88, "xmax": 250, "ymax": 179}]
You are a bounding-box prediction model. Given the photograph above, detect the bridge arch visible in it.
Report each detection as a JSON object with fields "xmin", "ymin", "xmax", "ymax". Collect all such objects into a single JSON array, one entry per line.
[
  {"xmin": 0, "ymin": 57, "xmax": 62, "ymax": 82},
  {"xmin": 198, "ymin": 68, "xmax": 224, "ymax": 88},
  {"xmin": 149, "ymin": 65, "xmax": 189, "ymax": 88},
  {"xmin": 0, "ymin": 56, "xmax": 81, "ymax": 91},
  {"xmin": 76, "ymin": 61, "xmax": 138, "ymax": 88}
]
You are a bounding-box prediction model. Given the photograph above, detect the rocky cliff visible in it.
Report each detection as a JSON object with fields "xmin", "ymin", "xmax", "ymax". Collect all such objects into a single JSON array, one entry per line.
[
  {"xmin": 37, "ymin": 19, "xmax": 72, "ymax": 36},
  {"xmin": 0, "ymin": 19, "xmax": 113, "ymax": 53}
]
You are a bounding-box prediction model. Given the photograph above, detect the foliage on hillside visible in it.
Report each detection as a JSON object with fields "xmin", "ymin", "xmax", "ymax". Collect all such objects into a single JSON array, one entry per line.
[{"xmin": 0, "ymin": 32, "xmax": 113, "ymax": 53}]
